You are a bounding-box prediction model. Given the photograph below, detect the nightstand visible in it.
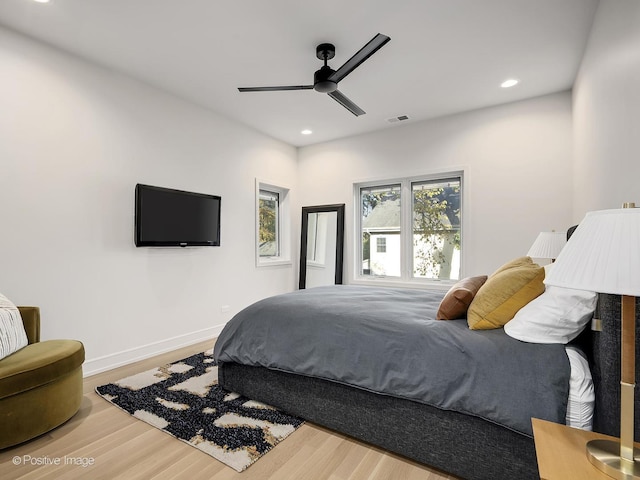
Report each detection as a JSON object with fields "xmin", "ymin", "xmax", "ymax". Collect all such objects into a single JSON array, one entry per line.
[{"xmin": 532, "ymin": 418, "xmax": 640, "ymax": 479}]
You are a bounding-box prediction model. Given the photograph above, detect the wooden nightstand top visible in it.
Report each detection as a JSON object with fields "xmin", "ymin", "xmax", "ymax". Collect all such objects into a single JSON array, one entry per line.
[{"xmin": 532, "ymin": 418, "xmax": 640, "ymax": 480}]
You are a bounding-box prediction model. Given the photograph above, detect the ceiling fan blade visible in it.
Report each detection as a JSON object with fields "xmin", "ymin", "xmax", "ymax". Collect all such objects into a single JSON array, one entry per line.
[
  {"xmin": 238, "ymin": 85, "xmax": 314, "ymax": 92},
  {"xmin": 328, "ymin": 33, "xmax": 390, "ymax": 84},
  {"xmin": 328, "ymin": 90, "xmax": 365, "ymax": 116}
]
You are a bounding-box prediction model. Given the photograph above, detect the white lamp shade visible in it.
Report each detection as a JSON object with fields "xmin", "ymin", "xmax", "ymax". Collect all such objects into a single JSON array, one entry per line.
[
  {"xmin": 545, "ymin": 207, "xmax": 640, "ymax": 296},
  {"xmin": 527, "ymin": 231, "xmax": 566, "ymax": 260}
]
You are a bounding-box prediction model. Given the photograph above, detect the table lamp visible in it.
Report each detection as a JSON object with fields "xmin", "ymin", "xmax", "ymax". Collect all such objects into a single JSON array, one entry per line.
[
  {"xmin": 545, "ymin": 203, "xmax": 639, "ymax": 479},
  {"xmin": 527, "ymin": 231, "xmax": 567, "ymax": 262}
]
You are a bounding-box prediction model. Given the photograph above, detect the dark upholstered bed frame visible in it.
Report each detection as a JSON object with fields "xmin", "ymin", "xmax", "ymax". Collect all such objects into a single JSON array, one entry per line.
[
  {"xmin": 219, "ymin": 362, "xmax": 537, "ymax": 479},
  {"xmin": 219, "ymin": 297, "xmax": 639, "ymax": 480}
]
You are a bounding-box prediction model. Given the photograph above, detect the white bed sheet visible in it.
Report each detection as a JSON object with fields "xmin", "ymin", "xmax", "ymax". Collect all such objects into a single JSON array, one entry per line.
[{"xmin": 565, "ymin": 346, "xmax": 595, "ymax": 430}]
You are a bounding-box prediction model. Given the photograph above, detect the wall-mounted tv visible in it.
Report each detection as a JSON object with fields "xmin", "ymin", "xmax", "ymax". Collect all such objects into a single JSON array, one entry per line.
[{"xmin": 135, "ymin": 183, "xmax": 221, "ymax": 247}]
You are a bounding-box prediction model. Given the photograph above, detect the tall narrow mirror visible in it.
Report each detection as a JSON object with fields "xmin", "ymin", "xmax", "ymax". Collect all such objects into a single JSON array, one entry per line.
[{"xmin": 299, "ymin": 204, "xmax": 345, "ymax": 289}]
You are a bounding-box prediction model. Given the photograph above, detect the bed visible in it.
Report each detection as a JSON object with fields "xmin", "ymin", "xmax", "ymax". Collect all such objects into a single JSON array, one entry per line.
[{"xmin": 213, "ymin": 268, "xmax": 637, "ymax": 479}]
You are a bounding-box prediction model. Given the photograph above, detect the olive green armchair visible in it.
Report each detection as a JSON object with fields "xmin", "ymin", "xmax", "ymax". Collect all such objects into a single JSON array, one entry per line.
[{"xmin": 0, "ymin": 307, "xmax": 85, "ymax": 449}]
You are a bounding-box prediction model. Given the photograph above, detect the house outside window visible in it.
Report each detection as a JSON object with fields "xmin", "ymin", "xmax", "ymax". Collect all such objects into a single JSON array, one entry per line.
[
  {"xmin": 357, "ymin": 172, "xmax": 462, "ymax": 283},
  {"xmin": 256, "ymin": 180, "xmax": 291, "ymax": 266},
  {"xmin": 360, "ymin": 184, "xmax": 401, "ymax": 277}
]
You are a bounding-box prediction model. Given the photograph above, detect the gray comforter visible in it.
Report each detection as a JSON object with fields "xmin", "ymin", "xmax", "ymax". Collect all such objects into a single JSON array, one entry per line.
[{"xmin": 213, "ymin": 285, "xmax": 570, "ymax": 436}]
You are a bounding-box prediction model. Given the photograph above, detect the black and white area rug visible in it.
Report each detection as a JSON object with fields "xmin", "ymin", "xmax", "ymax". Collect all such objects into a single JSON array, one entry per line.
[{"xmin": 95, "ymin": 350, "xmax": 304, "ymax": 472}]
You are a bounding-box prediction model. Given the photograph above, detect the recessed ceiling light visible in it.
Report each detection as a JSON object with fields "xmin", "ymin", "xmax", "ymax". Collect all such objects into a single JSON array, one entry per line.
[
  {"xmin": 33, "ymin": 0, "xmax": 51, "ymax": 3},
  {"xmin": 301, "ymin": 129, "xmax": 312, "ymax": 135},
  {"xmin": 501, "ymin": 79, "xmax": 519, "ymax": 88}
]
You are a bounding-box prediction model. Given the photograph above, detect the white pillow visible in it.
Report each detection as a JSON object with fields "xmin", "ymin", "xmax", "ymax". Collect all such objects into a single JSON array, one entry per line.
[
  {"xmin": 504, "ymin": 285, "xmax": 597, "ymax": 344},
  {"xmin": 0, "ymin": 292, "xmax": 29, "ymax": 360}
]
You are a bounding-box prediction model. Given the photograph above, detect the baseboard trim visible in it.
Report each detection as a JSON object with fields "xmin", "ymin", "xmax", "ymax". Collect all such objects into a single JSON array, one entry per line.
[{"xmin": 83, "ymin": 324, "xmax": 226, "ymax": 377}]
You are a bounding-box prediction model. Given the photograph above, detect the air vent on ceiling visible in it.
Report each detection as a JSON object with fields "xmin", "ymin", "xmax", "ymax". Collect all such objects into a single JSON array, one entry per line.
[{"xmin": 387, "ymin": 115, "xmax": 410, "ymax": 123}]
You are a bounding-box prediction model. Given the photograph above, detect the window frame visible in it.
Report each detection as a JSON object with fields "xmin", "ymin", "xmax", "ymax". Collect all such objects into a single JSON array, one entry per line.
[
  {"xmin": 256, "ymin": 179, "xmax": 291, "ymax": 267},
  {"xmin": 354, "ymin": 169, "xmax": 465, "ymax": 287},
  {"xmin": 258, "ymin": 188, "xmax": 280, "ymax": 258}
]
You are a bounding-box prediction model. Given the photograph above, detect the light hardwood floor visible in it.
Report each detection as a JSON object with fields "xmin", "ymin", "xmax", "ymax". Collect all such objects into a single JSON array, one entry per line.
[{"xmin": 0, "ymin": 340, "xmax": 455, "ymax": 480}]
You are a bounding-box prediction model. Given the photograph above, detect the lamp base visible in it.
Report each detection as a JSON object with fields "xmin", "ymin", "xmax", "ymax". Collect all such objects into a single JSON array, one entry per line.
[{"xmin": 587, "ymin": 439, "xmax": 640, "ymax": 479}]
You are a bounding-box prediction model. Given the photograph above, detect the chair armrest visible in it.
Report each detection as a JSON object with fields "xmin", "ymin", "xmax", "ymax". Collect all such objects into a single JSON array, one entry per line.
[{"xmin": 17, "ymin": 306, "xmax": 40, "ymax": 344}]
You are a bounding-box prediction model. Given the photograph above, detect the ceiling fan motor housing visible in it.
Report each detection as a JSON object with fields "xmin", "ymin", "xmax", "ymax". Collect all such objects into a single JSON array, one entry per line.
[
  {"xmin": 314, "ymin": 66, "xmax": 337, "ymax": 93},
  {"xmin": 316, "ymin": 43, "xmax": 336, "ymax": 61}
]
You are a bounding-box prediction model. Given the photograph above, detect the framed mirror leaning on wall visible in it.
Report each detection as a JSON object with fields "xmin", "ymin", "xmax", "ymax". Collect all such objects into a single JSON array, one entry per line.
[{"xmin": 299, "ymin": 204, "xmax": 345, "ymax": 289}]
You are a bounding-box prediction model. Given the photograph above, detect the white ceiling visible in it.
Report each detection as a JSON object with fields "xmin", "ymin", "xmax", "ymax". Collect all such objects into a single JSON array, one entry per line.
[{"xmin": 0, "ymin": 0, "xmax": 599, "ymax": 147}]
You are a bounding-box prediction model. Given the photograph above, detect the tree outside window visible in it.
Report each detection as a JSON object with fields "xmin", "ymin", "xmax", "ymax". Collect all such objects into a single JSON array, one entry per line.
[
  {"xmin": 258, "ymin": 189, "xmax": 279, "ymax": 257},
  {"xmin": 412, "ymin": 178, "xmax": 461, "ymax": 280},
  {"xmin": 256, "ymin": 181, "xmax": 290, "ymax": 267}
]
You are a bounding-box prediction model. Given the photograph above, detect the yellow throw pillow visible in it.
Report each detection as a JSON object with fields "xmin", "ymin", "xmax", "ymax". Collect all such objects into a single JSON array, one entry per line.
[
  {"xmin": 490, "ymin": 256, "xmax": 534, "ymax": 276},
  {"xmin": 467, "ymin": 257, "xmax": 545, "ymax": 330}
]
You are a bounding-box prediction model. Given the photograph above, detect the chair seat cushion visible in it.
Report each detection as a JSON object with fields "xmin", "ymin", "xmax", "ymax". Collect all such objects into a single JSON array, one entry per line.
[{"xmin": 0, "ymin": 340, "xmax": 85, "ymax": 400}]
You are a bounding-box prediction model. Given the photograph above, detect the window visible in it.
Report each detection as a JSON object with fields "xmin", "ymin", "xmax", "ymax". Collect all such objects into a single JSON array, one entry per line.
[
  {"xmin": 357, "ymin": 172, "xmax": 462, "ymax": 283},
  {"xmin": 258, "ymin": 189, "xmax": 279, "ymax": 257},
  {"xmin": 411, "ymin": 178, "xmax": 461, "ymax": 279},
  {"xmin": 360, "ymin": 184, "xmax": 401, "ymax": 277},
  {"xmin": 256, "ymin": 180, "xmax": 291, "ymax": 266}
]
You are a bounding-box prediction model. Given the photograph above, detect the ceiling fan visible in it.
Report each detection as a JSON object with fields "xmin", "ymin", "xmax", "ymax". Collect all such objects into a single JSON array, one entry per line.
[{"xmin": 238, "ymin": 33, "xmax": 391, "ymax": 116}]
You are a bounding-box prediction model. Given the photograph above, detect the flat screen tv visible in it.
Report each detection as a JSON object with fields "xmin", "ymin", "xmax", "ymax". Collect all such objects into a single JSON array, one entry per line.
[{"xmin": 135, "ymin": 184, "xmax": 221, "ymax": 247}]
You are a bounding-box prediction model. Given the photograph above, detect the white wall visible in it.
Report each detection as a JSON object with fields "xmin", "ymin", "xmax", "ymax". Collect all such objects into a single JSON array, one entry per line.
[
  {"xmin": 298, "ymin": 92, "xmax": 574, "ymax": 280},
  {"xmin": 572, "ymin": 0, "xmax": 640, "ymax": 219},
  {"xmin": 0, "ymin": 27, "xmax": 298, "ymax": 375}
]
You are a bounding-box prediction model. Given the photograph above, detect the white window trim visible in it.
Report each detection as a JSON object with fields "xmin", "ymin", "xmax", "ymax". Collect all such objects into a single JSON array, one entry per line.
[
  {"xmin": 256, "ymin": 179, "xmax": 292, "ymax": 267},
  {"xmin": 353, "ymin": 169, "xmax": 466, "ymax": 289}
]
